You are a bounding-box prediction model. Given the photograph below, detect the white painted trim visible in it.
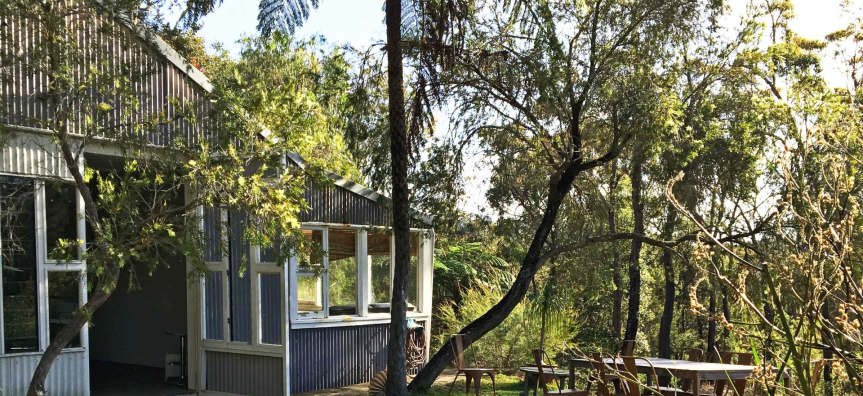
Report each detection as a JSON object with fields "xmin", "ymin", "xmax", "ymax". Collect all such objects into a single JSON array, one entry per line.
[
  {"xmin": 35, "ymin": 181, "xmax": 49, "ymax": 351},
  {"xmin": 357, "ymin": 229, "xmax": 369, "ymax": 318},
  {"xmin": 290, "ymin": 313, "xmax": 432, "ymax": 330},
  {"xmin": 282, "ymin": 256, "xmax": 291, "ymax": 396}
]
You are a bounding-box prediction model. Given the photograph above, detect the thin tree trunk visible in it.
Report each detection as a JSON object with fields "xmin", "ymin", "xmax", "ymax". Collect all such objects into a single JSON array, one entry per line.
[
  {"xmin": 822, "ymin": 298, "xmax": 833, "ymax": 396},
  {"xmin": 27, "ymin": 286, "xmax": 115, "ymax": 396},
  {"xmin": 658, "ymin": 209, "xmax": 677, "ymax": 360},
  {"xmin": 384, "ymin": 0, "xmax": 410, "ymax": 394},
  {"xmin": 706, "ymin": 288, "xmax": 717, "ymax": 358},
  {"xmin": 623, "ymin": 158, "xmax": 644, "ymax": 344},
  {"xmin": 608, "ymin": 159, "xmax": 623, "ymax": 341}
]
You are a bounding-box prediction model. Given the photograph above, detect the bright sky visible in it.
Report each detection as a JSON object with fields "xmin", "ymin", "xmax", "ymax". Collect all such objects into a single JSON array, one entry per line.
[{"xmin": 192, "ymin": 0, "xmax": 852, "ymax": 215}]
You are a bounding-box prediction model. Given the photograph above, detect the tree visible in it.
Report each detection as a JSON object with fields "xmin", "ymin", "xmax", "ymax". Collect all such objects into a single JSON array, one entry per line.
[
  {"xmin": 408, "ymin": 0, "xmax": 716, "ymax": 388},
  {"xmin": 0, "ymin": 2, "xmax": 356, "ymax": 394}
]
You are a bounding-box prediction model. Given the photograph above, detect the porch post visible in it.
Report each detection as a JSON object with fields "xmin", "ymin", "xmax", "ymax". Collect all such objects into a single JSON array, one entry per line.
[
  {"xmin": 186, "ymin": 186, "xmax": 201, "ymax": 392},
  {"xmin": 283, "ymin": 255, "xmax": 293, "ymax": 396}
]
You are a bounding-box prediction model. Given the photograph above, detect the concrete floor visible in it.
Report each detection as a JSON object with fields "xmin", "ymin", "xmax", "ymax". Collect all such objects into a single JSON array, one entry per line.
[{"xmin": 90, "ymin": 361, "xmax": 194, "ymax": 396}]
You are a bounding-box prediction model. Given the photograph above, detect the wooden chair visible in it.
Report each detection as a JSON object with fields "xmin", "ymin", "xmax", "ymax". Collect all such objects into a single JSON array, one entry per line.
[
  {"xmin": 716, "ymin": 352, "xmax": 752, "ymax": 396},
  {"xmin": 587, "ymin": 352, "xmax": 624, "ymax": 396},
  {"xmin": 532, "ymin": 349, "xmax": 589, "ymax": 395},
  {"xmin": 446, "ymin": 334, "xmax": 497, "ymax": 396},
  {"xmin": 615, "ymin": 356, "xmax": 661, "ymax": 396}
]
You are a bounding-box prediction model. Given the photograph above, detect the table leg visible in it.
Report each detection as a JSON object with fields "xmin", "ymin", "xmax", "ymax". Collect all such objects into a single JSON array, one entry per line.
[
  {"xmin": 569, "ymin": 361, "xmax": 575, "ymax": 390},
  {"xmin": 690, "ymin": 373, "xmax": 701, "ymax": 396},
  {"xmin": 522, "ymin": 373, "xmax": 530, "ymax": 396}
]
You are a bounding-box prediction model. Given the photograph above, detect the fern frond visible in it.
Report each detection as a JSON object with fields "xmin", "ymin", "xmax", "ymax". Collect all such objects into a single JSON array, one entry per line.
[{"xmin": 257, "ymin": 0, "xmax": 320, "ymax": 36}]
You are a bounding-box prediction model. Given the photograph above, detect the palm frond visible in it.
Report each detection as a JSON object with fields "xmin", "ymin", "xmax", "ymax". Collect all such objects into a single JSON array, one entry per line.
[{"xmin": 257, "ymin": 0, "xmax": 320, "ymax": 36}]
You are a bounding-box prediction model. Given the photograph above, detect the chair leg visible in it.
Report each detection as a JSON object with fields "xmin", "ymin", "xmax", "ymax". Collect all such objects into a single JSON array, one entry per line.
[
  {"xmin": 447, "ymin": 372, "xmax": 461, "ymax": 396},
  {"xmin": 466, "ymin": 373, "xmax": 472, "ymax": 395},
  {"xmin": 487, "ymin": 372, "xmax": 497, "ymax": 396}
]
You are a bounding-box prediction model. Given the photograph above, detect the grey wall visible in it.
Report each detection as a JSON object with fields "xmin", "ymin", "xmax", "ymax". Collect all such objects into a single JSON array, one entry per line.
[{"xmin": 89, "ymin": 253, "xmax": 187, "ymax": 368}]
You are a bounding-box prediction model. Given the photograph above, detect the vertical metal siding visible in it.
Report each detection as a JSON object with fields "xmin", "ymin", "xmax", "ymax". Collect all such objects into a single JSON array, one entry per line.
[
  {"xmin": 1, "ymin": 2, "xmax": 210, "ymax": 147},
  {"xmin": 289, "ymin": 322, "xmax": 426, "ymax": 394},
  {"xmin": 204, "ymin": 271, "xmax": 224, "ymax": 340},
  {"xmin": 205, "ymin": 350, "xmax": 282, "ymax": 396},
  {"xmin": 0, "ymin": 133, "xmax": 73, "ymax": 180},
  {"xmin": 228, "ymin": 211, "xmax": 252, "ymax": 343},
  {"xmin": 259, "ymin": 274, "xmax": 281, "ymax": 345},
  {"xmin": 0, "ymin": 350, "xmax": 88, "ymax": 396}
]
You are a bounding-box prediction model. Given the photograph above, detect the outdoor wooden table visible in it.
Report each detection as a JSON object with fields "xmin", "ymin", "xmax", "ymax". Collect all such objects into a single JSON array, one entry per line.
[
  {"xmin": 519, "ymin": 366, "xmax": 574, "ymax": 396},
  {"xmin": 568, "ymin": 357, "xmax": 788, "ymax": 394}
]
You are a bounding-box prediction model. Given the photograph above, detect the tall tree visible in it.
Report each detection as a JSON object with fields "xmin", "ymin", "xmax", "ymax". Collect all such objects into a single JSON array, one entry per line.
[{"xmin": 409, "ymin": 0, "xmax": 711, "ymax": 388}]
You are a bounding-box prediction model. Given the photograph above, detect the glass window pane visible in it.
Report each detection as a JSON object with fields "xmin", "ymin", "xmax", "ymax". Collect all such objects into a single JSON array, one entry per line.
[
  {"xmin": 228, "ymin": 211, "xmax": 251, "ymax": 343},
  {"xmin": 408, "ymin": 233, "xmax": 420, "ymax": 312},
  {"xmin": 259, "ymin": 273, "xmax": 282, "ymax": 345},
  {"xmin": 368, "ymin": 231, "xmax": 391, "ymax": 313},
  {"xmin": 48, "ymin": 271, "xmax": 81, "ymax": 348},
  {"xmin": 299, "ymin": 229, "xmax": 323, "ymax": 269},
  {"xmin": 1, "ymin": 177, "xmax": 39, "ymax": 353},
  {"xmin": 297, "ymin": 275, "xmax": 323, "ymax": 315},
  {"xmin": 204, "ymin": 271, "xmax": 224, "ymax": 341},
  {"xmin": 203, "ymin": 207, "xmax": 222, "ymax": 262},
  {"xmin": 44, "ymin": 182, "xmax": 78, "ymax": 260},
  {"xmin": 328, "ymin": 229, "xmax": 357, "ymax": 315}
]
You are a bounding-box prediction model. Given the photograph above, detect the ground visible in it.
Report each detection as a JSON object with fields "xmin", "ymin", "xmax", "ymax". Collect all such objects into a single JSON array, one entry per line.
[{"xmin": 295, "ymin": 370, "xmax": 532, "ymax": 396}]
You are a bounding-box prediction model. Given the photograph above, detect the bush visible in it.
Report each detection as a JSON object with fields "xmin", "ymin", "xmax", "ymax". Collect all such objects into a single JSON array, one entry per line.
[{"xmin": 433, "ymin": 285, "xmax": 575, "ymax": 370}]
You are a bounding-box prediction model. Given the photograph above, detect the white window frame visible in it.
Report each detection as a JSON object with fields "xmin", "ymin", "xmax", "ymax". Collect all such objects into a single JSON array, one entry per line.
[
  {"xmin": 290, "ymin": 224, "xmax": 432, "ymax": 326},
  {"xmin": 291, "ymin": 225, "xmax": 327, "ymax": 320},
  {"xmin": 0, "ymin": 177, "xmax": 87, "ymax": 356},
  {"xmin": 198, "ymin": 207, "xmax": 283, "ymax": 354}
]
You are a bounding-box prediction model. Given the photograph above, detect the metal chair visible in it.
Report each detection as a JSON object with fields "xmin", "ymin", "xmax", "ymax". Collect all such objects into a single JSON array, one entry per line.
[
  {"xmin": 587, "ymin": 352, "xmax": 624, "ymax": 396},
  {"xmin": 614, "ymin": 356, "xmax": 662, "ymax": 396},
  {"xmin": 532, "ymin": 349, "xmax": 589, "ymax": 395},
  {"xmin": 446, "ymin": 334, "xmax": 497, "ymax": 396}
]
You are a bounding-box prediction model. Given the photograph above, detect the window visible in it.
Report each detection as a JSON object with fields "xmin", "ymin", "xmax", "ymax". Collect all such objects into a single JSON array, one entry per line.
[
  {"xmin": 44, "ymin": 182, "xmax": 79, "ymax": 260},
  {"xmin": 1, "ymin": 177, "xmax": 39, "ymax": 353},
  {"xmin": 297, "ymin": 229, "xmax": 324, "ymax": 318},
  {"xmin": 408, "ymin": 233, "xmax": 420, "ymax": 311},
  {"xmin": 327, "ymin": 229, "xmax": 357, "ymax": 316},
  {"xmin": 203, "ymin": 271, "xmax": 224, "ymax": 341},
  {"xmin": 228, "ymin": 211, "xmax": 251, "ymax": 343},
  {"xmin": 291, "ymin": 226, "xmax": 430, "ymax": 322},
  {"xmin": 259, "ymin": 273, "xmax": 281, "ymax": 345},
  {"xmin": 48, "ymin": 271, "xmax": 81, "ymax": 348},
  {"xmin": 368, "ymin": 231, "xmax": 391, "ymax": 313}
]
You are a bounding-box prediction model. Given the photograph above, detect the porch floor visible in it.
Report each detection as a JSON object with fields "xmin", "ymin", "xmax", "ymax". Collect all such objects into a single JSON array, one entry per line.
[
  {"xmin": 90, "ymin": 360, "xmax": 195, "ymax": 396},
  {"xmin": 294, "ymin": 372, "xmax": 459, "ymax": 396}
]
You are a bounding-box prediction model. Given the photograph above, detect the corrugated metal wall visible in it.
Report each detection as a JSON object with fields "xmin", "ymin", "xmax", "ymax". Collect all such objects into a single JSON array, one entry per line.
[
  {"xmin": 0, "ymin": 1, "xmax": 211, "ymax": 147},
  {"xmin": 0, "ymin": 350, "xmax": 88, "ymax": 396},
  {"xmin": 289, "ymin": 321, "xmax": 426, "ymax": 394},
  {"xmin": 205, "ymin": 350, "xmax": 282, "ymax": 396},
  {"xmin": 299, "ymin": 180, "xmax": 429, "ymax": 228},
  {"xmin": 1, "ymin": 133, "xmax": 73, "ymax": 180}
]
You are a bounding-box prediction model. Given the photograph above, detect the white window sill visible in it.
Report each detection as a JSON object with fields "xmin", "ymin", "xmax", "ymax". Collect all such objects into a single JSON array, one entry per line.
[{"xmin": 291, "ymin": 312, "xmax": 430, "ymax": 329}]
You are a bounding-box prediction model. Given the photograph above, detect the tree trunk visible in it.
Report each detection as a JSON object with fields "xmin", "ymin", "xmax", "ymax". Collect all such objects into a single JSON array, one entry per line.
[
  {"xmin": 27, "ymin": 286, "xmax": 115, "ymax": 396},
  {"xmin": 385, "ymin": 0, "xmax": 410, "ymax": 394},
  {"xmin": 408, "ymin": 132, "xmax": 605, "ymax": 391},
  {"xmin": 608, "ymin": 159, "xmax": 622, "ymax": 341},
  {"xmin": 657, "ymin": 209, "xmax": 677, "ymax": 360},
  {"xmin": 623, "ymin": 158, "xmax": 644, "ymax": 343},
  {"xmin": 706, "ymin": 288, "xmax": 717, "ymax": 358},
  {"xmin": 822, "ymin": 298, "xmax": 833, "ymax": 396}
]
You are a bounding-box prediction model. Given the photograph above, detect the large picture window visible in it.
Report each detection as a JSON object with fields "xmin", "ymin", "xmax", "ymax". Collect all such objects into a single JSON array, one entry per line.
[
  {"xmin": 1, "ymin": 177, "xmax": 39, "ymax": 353},
  {"xmin": 0, "ymin": 176, "xmax": 86, "ymax": 355},
  {"xmin": 327, "ymin": 229, "xmax": 357, "ymax": 316},
  {"xmin": 367, "ymin": 231, "xmax": 391, "ymax": 313}
]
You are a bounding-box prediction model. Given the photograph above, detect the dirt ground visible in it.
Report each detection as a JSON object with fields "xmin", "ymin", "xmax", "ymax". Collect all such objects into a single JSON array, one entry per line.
[{"xmin": 294, "ymin": 370, "xmax": 461, "ymax": 396}]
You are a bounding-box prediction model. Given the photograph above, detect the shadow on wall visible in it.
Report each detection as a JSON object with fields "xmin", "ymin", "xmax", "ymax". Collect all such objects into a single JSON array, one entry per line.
[{"xmin": 89, "ymin": 251, "xmax": 187, "ymax": 369}]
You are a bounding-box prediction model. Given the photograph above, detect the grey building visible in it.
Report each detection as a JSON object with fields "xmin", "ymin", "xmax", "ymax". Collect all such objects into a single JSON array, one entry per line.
[{"xmin": 0, "ymin": 4, "xmax": 433, "ymax": 395}]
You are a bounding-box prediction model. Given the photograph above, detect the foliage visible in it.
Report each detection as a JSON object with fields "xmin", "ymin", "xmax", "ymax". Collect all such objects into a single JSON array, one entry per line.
[{"xmin": 434, "ymin": 285, "xmax": 574, "ymax": 370}]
